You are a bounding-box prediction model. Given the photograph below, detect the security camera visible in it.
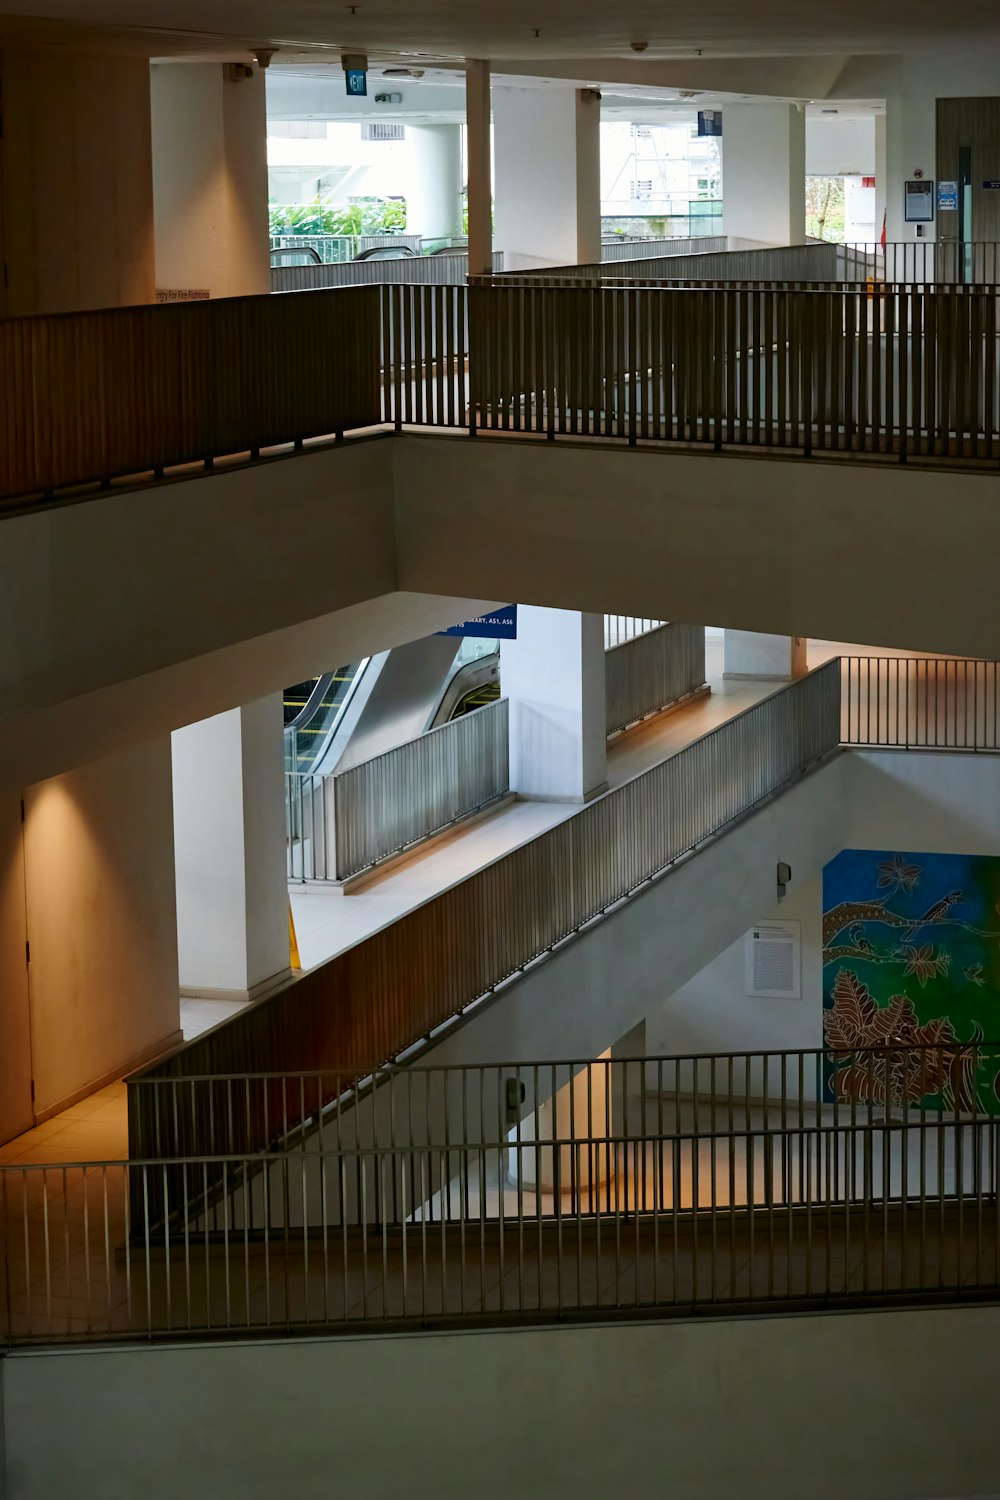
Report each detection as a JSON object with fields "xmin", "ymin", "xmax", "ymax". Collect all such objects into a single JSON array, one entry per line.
[{"xmin": 630, "ymin": 40, "xmax": 649, "ymax": 52}]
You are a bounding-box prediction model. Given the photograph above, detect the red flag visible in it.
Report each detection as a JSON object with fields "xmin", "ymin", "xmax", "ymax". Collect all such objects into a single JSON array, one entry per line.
[{"xmin": 879, "ymin": 211, "xmax": 887, "ymax": 251}]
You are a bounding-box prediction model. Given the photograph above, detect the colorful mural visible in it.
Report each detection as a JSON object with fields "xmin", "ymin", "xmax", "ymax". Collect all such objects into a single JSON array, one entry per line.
[{"xmin": 822, "ymin": 849, "xmax": 1000, "ymax": 1111}]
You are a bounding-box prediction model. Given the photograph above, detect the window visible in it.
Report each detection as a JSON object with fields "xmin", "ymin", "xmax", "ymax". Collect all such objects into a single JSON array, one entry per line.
[{"xmin": 361, "ymin": 122, "xmax": 406, "ymax": 142}]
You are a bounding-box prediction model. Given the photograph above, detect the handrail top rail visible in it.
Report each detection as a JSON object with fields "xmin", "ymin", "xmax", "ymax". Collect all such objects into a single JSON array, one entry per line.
[
  {"xmin": 324, "ymin": 691, "xmax": 507, "ymax": 783},
  {"xmin": 11, "ymin": 1111, "xmax": 1000, "ymax": 1175},
  {"xmin": 126, "ymin": 1037, "xmax": 1000, "ymax": 1087}
]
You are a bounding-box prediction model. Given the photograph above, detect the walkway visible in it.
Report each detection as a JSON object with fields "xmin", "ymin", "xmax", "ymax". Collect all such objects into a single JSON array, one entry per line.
[
  {"xmin": 1, "ymin": 1130, "xmax": 993, "ymax": 1343},
  {"xmin": 289, "ymin": 636, "xmax": 920, "ymax": 970}
]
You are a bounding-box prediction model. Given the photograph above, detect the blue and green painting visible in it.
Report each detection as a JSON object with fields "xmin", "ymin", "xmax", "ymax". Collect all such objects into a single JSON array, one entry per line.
[{"xmin": 822, "ymin": 849, "xmax": 1000, "ymax": 1110}]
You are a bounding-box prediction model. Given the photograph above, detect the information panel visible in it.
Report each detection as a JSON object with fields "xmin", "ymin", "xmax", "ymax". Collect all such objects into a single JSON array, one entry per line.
[{"xmin": 745, "ymin": 921, "xmax": 801, "ymax": 1000}]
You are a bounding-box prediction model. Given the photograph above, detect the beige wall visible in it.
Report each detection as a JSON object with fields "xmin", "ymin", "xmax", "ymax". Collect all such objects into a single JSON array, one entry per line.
[
  {"xmin": 150, "ymin": 62, "xmax": 270, "ymax": 299},
  {"xmin": 393, "ymin": 436, "xmax": 1000, "ymax": 657},
  {"xmin": 0, "ymin": 47, "xmax": 155, "ymax": 316},
  {"xmin": 0, "ymin": 796, "xmax": 33, "ymax": 1142},
  {"xmin": 23, "ymin": 737, "xmax": 180, "ymax": 1118},
  {"xmin": 5, "ymin": 1305, "xmax": 1000, "ymax": 1499}
]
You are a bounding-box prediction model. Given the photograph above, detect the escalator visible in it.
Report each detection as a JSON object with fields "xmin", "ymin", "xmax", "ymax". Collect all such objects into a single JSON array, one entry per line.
[
  {"xmin": 283, "ymin": 664, "xmax": 369, "ymax": 775},
  {"xmin": 284, "ymin": 635, "xmax": 502, "ymax": 787}
]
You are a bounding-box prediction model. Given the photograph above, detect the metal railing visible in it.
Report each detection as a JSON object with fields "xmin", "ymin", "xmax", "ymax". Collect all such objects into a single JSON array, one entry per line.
[
  {"xmin": 605, "ymin": 621, "xmax": 706, "ymax": 736},
  {"xmin": 13, "ymin": 1039, "xmax": 1000, "ymax": 1343},
  {"xmin": 599, "ymin": 234, "xmax": 729, "ymax": 264},
  {"xmin": 466, "ymin": 280, "xmax": 1000, "ymax": 461},
  {"xmin": 10, "ymin": 273, "xmax": 1000, "ymax": 505},
  {"xmin": 271, "ymin": 249, "xmax": 505, "ymax": 293},
  {"xmin": 127, "ymin": 1040, "xmax": 1000, "ymax": 1165},
  {"xmin": 842, "ymin": 656, "xmax": 1000, "ymax": 749},
  {"xmin": 842, "ymin": 241, "xmax": 1000, "ymax": 285},
  {"xmin": 489, "ymin": 242, "xmax": 840, "ymax": 286},
  {"xmin": 270, "ymin": 233, "xmax": 425, "ymax": 262},
  {"xmin": 286, "ymin": 696, "xmax": 509, "ymax": 883},
  {"xmin": 604, "ymin": 615, "xmax": 665, "ymax": 647},
  {"xmin": 131, "ymin": 661, "xmax": 842, "ymax": 1164}
]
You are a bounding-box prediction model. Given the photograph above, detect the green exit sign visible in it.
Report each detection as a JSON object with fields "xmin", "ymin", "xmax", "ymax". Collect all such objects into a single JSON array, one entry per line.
[{"xmin": 345, "ymin": 68, "xmax": 367, "ymax": 96}]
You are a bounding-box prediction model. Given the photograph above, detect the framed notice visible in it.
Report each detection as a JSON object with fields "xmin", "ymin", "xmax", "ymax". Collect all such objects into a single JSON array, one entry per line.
[
  {"xmin": 745, "ymin": 921, "xmax": 801, "ymax": 1000},
  {"xmin": 904, "ymin": 180, "xmax": 934, "ymax": 224}
]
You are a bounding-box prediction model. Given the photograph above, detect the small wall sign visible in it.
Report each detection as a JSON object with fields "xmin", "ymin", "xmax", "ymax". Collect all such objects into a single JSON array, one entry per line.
[{"xmin": 938, "ymin": 180, "xmax": 959, "ymax": 211}]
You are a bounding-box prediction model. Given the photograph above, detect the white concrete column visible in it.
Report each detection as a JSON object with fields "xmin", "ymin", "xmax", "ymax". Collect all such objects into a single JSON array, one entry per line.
[
  {"xmin": 22, "ymin": 738, "xmax": 181, "ymax": 1121},
  {"xmin": 501, "ymin": 607, "xmax": 607, "ymax": 802},
  {"xmin": 513, "ymin": 1054, "xmax": 612, "ymax": 1196},
  {"xmin": 885, "ymin": 83, "xmax": 936, "ymax": 245},
  {"xmin": 172, "ymin": 696, "xmax": 290, "ymax": 1002},
  {"xmin": 874, "ymin": 113, "xmax": 888, "ymax": 247},
  {"xmin": 0, "ymin": 46, "xmax": 155, "ymax": 316},
  {"xmin": 493, "ymin": 85, "xmax": 602, "ymax": 270},
  {"xmin": 722, "ymin": 104, "xmax": 806, "ymax": 247},
  {"xmin": 150, "ymin": 61, "xmax": 270, "ymax": 299},
  {"xmin": 404, "ymin": 124, "xmax": 463, "ymax": 242},
  {"xmin": 724, "ymin": 631, "xmax": 807, "ymax": 681},
  {"xmin": 466, "ymin": 60, "xmax": 493, "ymax": 277}
]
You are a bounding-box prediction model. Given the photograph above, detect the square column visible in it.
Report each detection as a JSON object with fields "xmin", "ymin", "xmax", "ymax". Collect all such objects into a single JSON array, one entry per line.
[
  {"xmin": 501, "ymin": 608, "xmax": 607, "ymax": 802},
  {"xmin": 405, "ymin": 125, "xmax": 464, "ymax": 242},
  {"xmin": 172, "ymin": 696, "xmax": 290, "ymax": 1002},
  {"xmin": 151, "ymin": 62, "xmax": 270, "ymax": 299},
  {"xmin": 724, "ymin": 631, "xmax": 807, "ymax": 682},
  {"xmin": 493, "ymin": 85, "xmax": 602, "ymax": 270},
  {"xmin": 466, "ymin": 60, "xmax": 493, "ymax": 277},
  {"xmin": 722, "ymin": 104, "xmax": 806, "ymax": 247}
]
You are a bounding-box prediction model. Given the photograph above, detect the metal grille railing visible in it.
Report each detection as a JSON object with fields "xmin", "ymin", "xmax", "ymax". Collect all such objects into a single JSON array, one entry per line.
[
  {"xmin": 467, "ymin": 280, "xmax": 1000, "ymax": 461},
  {"xmin": 605, "ymin": 621, "xmax": 706, "ymax": 736},
  {"xmin": 8, "ymin": 274, "xmax": 1000, "ymax": 505},
  {"xmin": 13, "ymin": 1040, "xmax": 1000, "ymax": 1343},
  {"xmin": 842, "ymin": 656, "xmax": 1000, "ymax": 749},
  {"xmin": 130, "ymin": 661, "xmax": 843, "ymax": 1172},
  {"xmin": 286, "ymin": 697, "xmax": 509, "ymax": 884},
  {"xmin": 603, "ymin": 615, "xmax": 665, "ymax": 648}
]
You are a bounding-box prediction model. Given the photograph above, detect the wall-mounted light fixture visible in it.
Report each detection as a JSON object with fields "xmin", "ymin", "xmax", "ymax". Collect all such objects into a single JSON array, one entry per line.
[{"xmin": 777, "ymin": 862, "xmax": 792, "ymax": 900}]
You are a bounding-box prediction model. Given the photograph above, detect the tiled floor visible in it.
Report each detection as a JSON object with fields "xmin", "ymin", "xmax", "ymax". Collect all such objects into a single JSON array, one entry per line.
[{"xmin": 0, "ymin": 999, "xmax": 250, "ymax": 1170}]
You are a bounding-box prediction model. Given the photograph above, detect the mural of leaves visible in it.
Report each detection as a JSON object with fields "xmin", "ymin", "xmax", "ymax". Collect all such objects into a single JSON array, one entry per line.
[{"xmin": 823, "ymin": 850, "xmax": 1000, "ymax": 1113}]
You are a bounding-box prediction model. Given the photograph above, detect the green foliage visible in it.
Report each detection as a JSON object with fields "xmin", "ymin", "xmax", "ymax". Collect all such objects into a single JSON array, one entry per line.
[
  {"xmin": 805, "ymin": 176, "xmax": 847, "ymax": 243},
  {"xmin": 269, "ymin": 196, "xmax": 407, "ymax": 239}
]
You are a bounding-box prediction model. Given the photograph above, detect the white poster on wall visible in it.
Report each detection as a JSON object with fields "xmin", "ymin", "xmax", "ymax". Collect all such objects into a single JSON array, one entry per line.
[{"xmin": 745, "ymin": 921, "xmax": 801, "ymax": 999}]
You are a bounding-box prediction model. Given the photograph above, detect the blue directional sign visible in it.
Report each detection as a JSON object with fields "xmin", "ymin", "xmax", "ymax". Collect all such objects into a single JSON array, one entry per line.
[
  {"xmin": 438, "ymin": 607, "xmax": 517, "ymax": 640},
  {"xmin": 345, "ymin": 67, "xmax": 367, "ymax": 97}
]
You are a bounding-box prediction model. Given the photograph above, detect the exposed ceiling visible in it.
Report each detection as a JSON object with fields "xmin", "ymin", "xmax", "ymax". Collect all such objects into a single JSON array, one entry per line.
[{"xmin": 1, "ymin": 0, "xmax": 999, "ymax": 62}]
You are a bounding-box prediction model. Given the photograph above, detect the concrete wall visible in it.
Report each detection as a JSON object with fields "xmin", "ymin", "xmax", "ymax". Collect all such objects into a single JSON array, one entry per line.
[
  {"xmin": 5, "ymin": 1305, "xmax": 1000, "ymax": 1500},
  {"xmin": 806, "ymin": 114, "xmax": 877, "ymax": 177},
  {"xmin": 0, "ymin": 797, "xmax": 33, "ymax": 1142},
  {"xmin": 722, "ymin": 103, "xmax": 806, "ymax": 245},
  {"xmin": 8, "ymin": 431, "xmax": 1000, "ymax": 800},
  {"xmin": 22, "ymin": 737, "xmax": 180, "ymax": 1118},
  {"xmin": 0, "ymin": 436, "xmax": 496, "ymax": 793},
  {"xmin": 493, "ymin": 85, "xmax": 601, "ymax": 268},
  {"xmin": 647, "ymin": 749, "xmax": 1000, "ymax": 1075},
  {"xmin": 392, "ymin": 436, "xmax": 1000, "ymax": 662},
  {"xmin": 0, "ymin": 47, "xmax": 155, "ymax": 316},
  {"xmin": 151, "ymin": 63, "xmax": 270, "ymax": 299}
]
